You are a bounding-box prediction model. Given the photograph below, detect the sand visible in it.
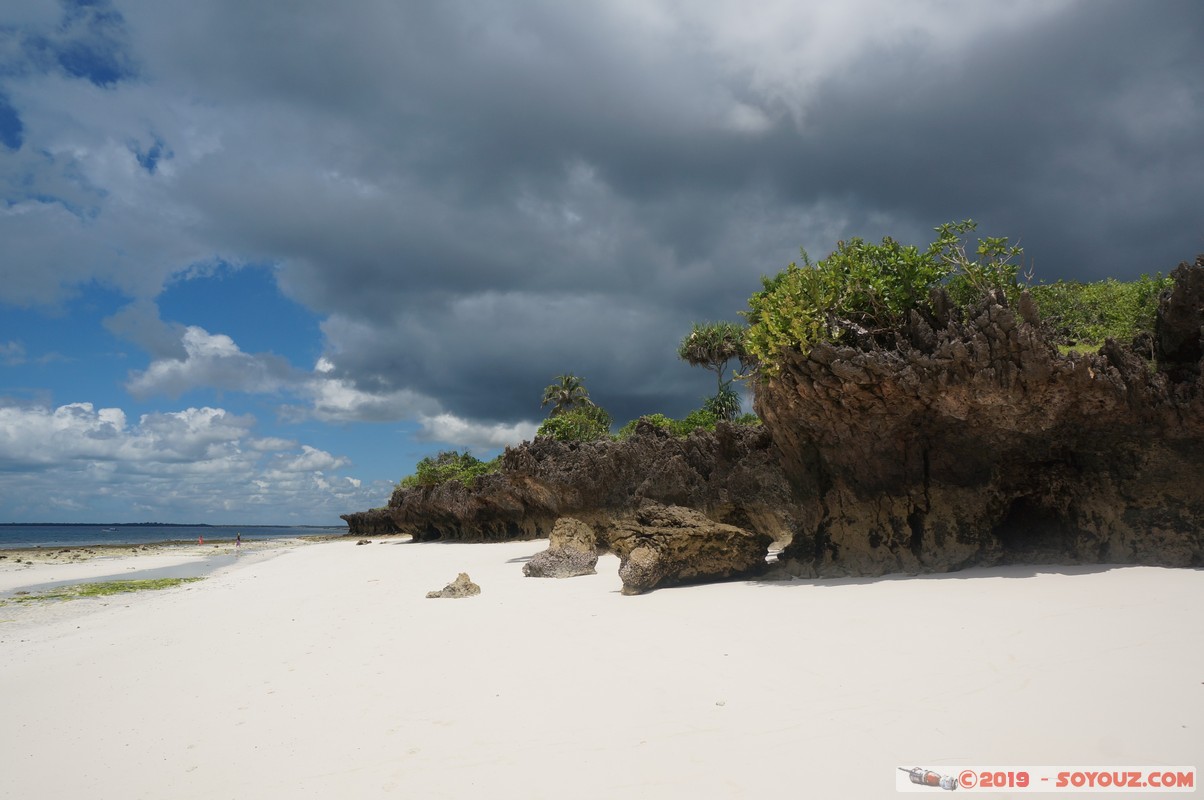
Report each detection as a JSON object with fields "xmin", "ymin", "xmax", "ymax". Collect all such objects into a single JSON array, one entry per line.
[{"xmin": 0, "ymin": 538, "xmax": 1199, "ymax": 799}]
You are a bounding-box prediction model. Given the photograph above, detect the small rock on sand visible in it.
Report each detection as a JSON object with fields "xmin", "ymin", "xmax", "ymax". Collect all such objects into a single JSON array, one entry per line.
[{"xmin": 426, "ymin": 572, "xmax": 480, "ymax": 599}]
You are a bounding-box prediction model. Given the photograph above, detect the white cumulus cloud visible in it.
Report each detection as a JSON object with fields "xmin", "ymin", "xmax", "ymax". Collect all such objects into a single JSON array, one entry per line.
[
  {"xmin": 417, "ymin": 413, "xmax": 539, "ymax": 452},
  {"xmin": 126, "ymin": 326, "xmax": 299, "ymax": 398},
  {"xmin": 0, "ymin": 401, "xmax": 385, "ymax": 523}
]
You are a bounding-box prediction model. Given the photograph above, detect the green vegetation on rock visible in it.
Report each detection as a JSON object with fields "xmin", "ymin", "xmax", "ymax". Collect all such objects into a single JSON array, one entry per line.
[
  {"xmin": 536, "ymin": 404, "xmax": 613, "ymax": 442},
  {"xmin": 743, "ymin": 220, "xmax": 1025, "ymax": 374},
  {"xmin": 399, "ymin": 451, "xmax": 501, "ymax": 488},
  {"xmin": 535, "ymin": 373, "xmax": 613, "ymax": 442},
  {"xmin": 1030, "ymin": 274, "xmax": 1171, "ymax": 348},
  {"xmin": 615, "ymin": 408, "xmax": 759, "ymax": 439},
  {"xmin": 388, "ymin": 222, "xmax": 1168, "ymax": 500}
]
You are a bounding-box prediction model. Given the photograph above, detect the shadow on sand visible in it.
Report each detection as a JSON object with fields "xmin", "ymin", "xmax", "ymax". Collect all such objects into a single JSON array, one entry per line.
[{"xmin": 751, "ymin": 561, "xmax": 1197, "ymax": 590}]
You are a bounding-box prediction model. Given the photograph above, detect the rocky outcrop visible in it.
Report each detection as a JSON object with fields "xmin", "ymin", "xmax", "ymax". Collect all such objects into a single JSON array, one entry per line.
[
  {"xmin": 1156, "ymin": 255, "xmax": 1204, "ymax": 382},
  {"xmin": 426, "ymin": 572, "xmax": 481, "ymax": 598},
  {"xmin": 344, "ymin": 420, "xmax": 801, "ymax": 547},
  {"xmin": 523, "ymin": 517, "xmax": 599, "ymax": 578},
  {"xmin": 757, "ymin": 258, "xmax": 1204, "ymax": 577},
  {"xmin": 345, "ymin": 257, "xmax": 1204, "ymax": 583},
  {"xmin": 340, "ymin": 508, "xmax": 401, "ymax": 536},
  {"xmin": 608, "ymin": 505, "xmax": 773, "ymax": 595}
]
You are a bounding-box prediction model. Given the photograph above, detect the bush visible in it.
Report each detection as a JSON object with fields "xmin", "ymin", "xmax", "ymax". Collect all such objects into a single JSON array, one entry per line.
[
  {"xmin": 536, "ymin": 405, "xmax": 613, "ymax": 442},
  {"xmin": 616, "ymin": 409, "xmax": 722, "ymax": 439},
  {"xmin": 1030, "ymin": 274, "xmax": 1171, "ymax": 347},
  {"xmin": 934, "ymin": 221, "xmax": 1026, "ymax": 309},
  {"xmin": 734, "ymin": 412, "xmax": 761, "ymax": 426},
  {"xmin": 615, "ymin": 413, "xmax": 674, "ymax": 439},
  {"xmin": 676, "ymin": 408, "xmax": 719, "ymax": 434},
  {"xmin": 702, "ymin": 384, "xmax": 741, "ymax": 421},
  {"xmin": 399, "ymin": 451, "xmax": 500, "ymax": 489},
  {"xmin": 743, "ymin": 220, "xmax": 1024, "ymax": 374}
]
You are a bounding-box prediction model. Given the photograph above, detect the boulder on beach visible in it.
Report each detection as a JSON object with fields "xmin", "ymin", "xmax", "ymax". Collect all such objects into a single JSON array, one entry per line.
[
  {"xmin": 607, "ymin": 504, "xmax": 772, "ymax": 595},
  {"xmin": 523, "ymin": 517, "xmax": 599, "ymax": 578},
  {"xmin": 425, "ymin": 572, "xmax": 481, "ymax": 599}
]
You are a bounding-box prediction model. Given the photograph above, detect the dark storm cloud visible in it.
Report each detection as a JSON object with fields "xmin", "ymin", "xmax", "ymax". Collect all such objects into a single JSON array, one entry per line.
[
  {"xmin": 181, "ymin": 0, "xmax": 1201, "ymax": 424},
  {"xmin": 5, "ymin": 0, "xmax": 1202, "ymax": 434},
  {"xmin": 756, "ymin": 0, "xmax": 1204, "ymax": 278},
  {"xmin": 319, "ymin": 290, "xmax": 707, "ymax": 423}
]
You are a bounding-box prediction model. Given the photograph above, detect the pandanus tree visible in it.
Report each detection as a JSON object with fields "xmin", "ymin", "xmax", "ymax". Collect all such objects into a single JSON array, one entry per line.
[{"xmin": 677, "ymin": 322, "xmax": 748, "ymax": 421}]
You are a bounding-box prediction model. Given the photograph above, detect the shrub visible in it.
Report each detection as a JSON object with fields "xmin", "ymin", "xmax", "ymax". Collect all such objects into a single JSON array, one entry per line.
[
  {"xmin": 399, "ymin": 450, "xmax": 500, "ymax": 489},
  {"xmin": 536, "ymin": 405, "xmax": 613, "ymax": 442},
  {"xmin": 702, "ymin": 383, "xmax": 741, "ymax": 422},
  {"xmin": 743, "ymin": 220, "xmax": 1024, "ymax": 374},
  {"xmin": 616, "ymin": 413, "xmax": 674, "ymax": 439},
  {"xmin": 676, "ymin": 408, "xmax": 719, "ymax": 434},
  {"xmin": 613, "ymin": 408, "xmax": 759, "ymax": 437},
  {"xmin": 1029, "ymin": 274, "xmax": 1171, "ymax": 346},
  {"xmin": 934, "ymin": 221, "xmax": 1027, "ymax": 309},
  {"xmin": 615, "ymin": 409, "xmax": 720, "ymax": 439}
]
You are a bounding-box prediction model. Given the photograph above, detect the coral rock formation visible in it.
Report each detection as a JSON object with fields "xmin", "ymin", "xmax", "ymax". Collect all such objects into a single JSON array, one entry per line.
[
  {"xmin": 523, "ymin": 517, "xmax": 599, "ymax": 578},
  {"xmin": 343, "ymin": 421, "xmax": 799, "ymax": 547},
  {"xmin": 345, "ymin": 257, "xmax": 1204, "ymax": 584},
  {"xmin": 757, "ymin": 260, "xmax": 1204, "ymax": 577},
  {"xmin": 425, "ymin": 572, "xmax": 481, "ymax": 599},
  {"xmin": 608, "ymin": 505, "xmax": 773, "ymax": 595}
]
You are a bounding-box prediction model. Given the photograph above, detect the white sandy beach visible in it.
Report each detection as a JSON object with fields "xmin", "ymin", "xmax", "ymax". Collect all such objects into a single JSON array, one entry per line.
[{"xmin": 0, "ymin": 538, "xmax": 1200, "ymax": 799}]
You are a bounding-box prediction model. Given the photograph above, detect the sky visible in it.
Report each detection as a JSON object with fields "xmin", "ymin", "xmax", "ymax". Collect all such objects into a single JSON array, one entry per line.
[{"xmin": 1, "ymin": 1, "xmax": 1202, "ymax": 525}]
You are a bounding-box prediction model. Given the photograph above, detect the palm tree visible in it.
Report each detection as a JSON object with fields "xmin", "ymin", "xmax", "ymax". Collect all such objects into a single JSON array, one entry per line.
[{"xmin": 541, "ymin": 373, "xmax": 594, "ymax": 416}]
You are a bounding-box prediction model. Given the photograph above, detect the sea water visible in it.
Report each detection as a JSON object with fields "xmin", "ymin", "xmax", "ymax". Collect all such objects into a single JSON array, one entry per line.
[{"xmin": 0, "ymin": 524, "xmax": 344, "ymax": 550}]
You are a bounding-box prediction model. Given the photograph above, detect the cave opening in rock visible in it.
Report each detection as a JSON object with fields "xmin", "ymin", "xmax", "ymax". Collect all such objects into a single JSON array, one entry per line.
[{"xmin": 994, "ymin": 496, "xmax": 1073, "ymax": 561}]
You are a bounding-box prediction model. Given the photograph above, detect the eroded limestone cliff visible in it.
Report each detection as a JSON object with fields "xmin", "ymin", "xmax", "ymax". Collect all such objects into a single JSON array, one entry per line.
[
  {"xmin": 342, "ymin": 420, "xmax": 803, "ymax": 546},
  {"xmin": 760, "ymin": 257, "xmax": 1204, "ymax": 576},
  {"xmin": 344, "ymin": 257, "xmax": 1204, "ymax": 580}
]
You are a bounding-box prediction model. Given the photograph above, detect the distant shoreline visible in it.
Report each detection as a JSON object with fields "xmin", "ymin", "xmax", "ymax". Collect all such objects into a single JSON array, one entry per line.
[{"xmin": 0, "ymin": 523, "xmax": 348, "ymax": 551}]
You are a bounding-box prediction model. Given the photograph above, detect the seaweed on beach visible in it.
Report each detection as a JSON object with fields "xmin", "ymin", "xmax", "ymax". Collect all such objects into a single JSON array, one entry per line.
[{"xmin": 3, "ymin": 577, "xmax": 204, "ymax": 605}]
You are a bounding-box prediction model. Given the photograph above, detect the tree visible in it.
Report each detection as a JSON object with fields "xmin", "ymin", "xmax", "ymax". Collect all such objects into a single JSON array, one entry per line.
[
  {"xmin": 678, "ymin": 321, "xmax": 748, "ymax": 422},
  {"xmin": 540, "ymin": 373, "xmax": 594, "ymax": 416},
  {"xmin": 677, "ymin": 321, "xmax": 748, "ymax": 396}
]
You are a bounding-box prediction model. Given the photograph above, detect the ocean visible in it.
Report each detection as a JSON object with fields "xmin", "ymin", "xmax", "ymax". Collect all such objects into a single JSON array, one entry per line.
[{"xmin": 0, "ymin": 524, "xmax": 345, "ymax": 550}]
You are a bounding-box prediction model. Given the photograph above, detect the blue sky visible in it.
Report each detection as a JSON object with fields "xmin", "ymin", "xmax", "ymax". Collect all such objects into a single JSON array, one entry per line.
[{"xmin": 1, "ymin": 0, "xmax": 1201, "ymax": 524}]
